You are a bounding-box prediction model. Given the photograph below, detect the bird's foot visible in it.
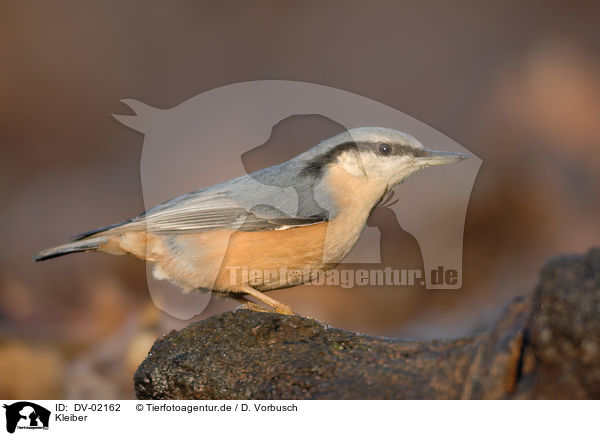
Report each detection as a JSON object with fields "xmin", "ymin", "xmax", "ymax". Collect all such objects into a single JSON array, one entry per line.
[
  {"xmin": 233, "ymin": 295, "xmax": 296, "ymax": 316},
  {"xmin": 235, "ymin": 301, "xmax": 278, "ymax": 313},
  {"xmin": 234, "ymin": 286, "xmax": 296, "ymax": 316}
]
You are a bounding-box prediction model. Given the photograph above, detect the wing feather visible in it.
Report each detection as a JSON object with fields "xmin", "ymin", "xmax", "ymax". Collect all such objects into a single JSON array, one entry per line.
[{"xmin": 105, "ymin": 191, "xmax": 325, "ymax": 235}]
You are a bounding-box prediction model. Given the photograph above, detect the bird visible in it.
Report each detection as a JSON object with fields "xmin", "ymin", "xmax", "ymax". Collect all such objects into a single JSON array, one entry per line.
[{"xmin": 35, "ymin": 127, "xmax": 467, "ymax": 315}]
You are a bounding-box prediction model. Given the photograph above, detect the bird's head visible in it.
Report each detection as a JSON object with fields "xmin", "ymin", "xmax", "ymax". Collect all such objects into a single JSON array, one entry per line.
[{"xmin": 302, "ymin": 127, "xmax": 467, "ymax": 196}]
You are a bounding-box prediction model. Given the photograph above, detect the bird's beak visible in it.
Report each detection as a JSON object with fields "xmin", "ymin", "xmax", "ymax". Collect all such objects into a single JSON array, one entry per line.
[{"xmin": 416, "ymin": 150, "xmax": 468, "ymax": 167}]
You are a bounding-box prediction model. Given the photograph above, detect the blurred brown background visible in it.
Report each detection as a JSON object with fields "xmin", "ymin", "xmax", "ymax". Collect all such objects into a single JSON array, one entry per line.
[{"xmin": 1, "ymin": 0, "xmax": 599, "ymax": 399}]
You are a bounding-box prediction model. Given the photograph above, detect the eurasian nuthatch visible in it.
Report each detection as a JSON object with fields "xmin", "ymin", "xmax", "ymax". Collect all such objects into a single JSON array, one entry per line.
[{"xmin": 35, "ymin": 127, "xmax": 467, "ymax": 314}]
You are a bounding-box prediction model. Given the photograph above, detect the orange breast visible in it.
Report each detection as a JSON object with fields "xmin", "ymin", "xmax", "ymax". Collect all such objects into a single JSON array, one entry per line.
[{"xmin": 204, "ymin": 222, "xmax": 330, "ymax": 291}]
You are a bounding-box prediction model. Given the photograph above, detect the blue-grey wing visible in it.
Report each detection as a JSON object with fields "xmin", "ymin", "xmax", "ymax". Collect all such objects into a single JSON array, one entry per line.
[
  {"xmin": 74, "ymin": 158, "xmax": 334, "ymax": 239},
  {"xmin": 82, "ymin": 173, "xmax": 326, "ymax": 237},
  {"xmin": 140, "ymin": 191, "xmax": 325, "ymax": 234}
]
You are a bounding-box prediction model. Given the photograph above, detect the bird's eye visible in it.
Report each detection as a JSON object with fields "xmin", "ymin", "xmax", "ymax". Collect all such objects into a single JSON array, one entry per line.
[{"xmin": 378, "ymin": 143, "xmax": 392, "ymax": 156}]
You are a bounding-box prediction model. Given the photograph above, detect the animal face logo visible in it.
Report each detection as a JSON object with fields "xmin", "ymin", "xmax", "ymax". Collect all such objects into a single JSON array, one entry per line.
[
  {"xmin": 3, "ymin": 402, "xmax": 50, "ymax": 433},
  {"xmin": 114, "ymin": 80, "xmax": 481, "ymax": 319}
]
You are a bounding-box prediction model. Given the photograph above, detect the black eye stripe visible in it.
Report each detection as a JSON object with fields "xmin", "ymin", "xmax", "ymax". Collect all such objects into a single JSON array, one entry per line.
[{"xmin": 301, "ymin": 139, "xmax": 427, "ymax": 178}]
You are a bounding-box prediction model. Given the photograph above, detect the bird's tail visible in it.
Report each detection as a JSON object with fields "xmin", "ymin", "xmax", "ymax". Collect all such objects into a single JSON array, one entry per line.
[{"xmin": 34, "ymin": 236, "xmax": 108, "ymax": 262}]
